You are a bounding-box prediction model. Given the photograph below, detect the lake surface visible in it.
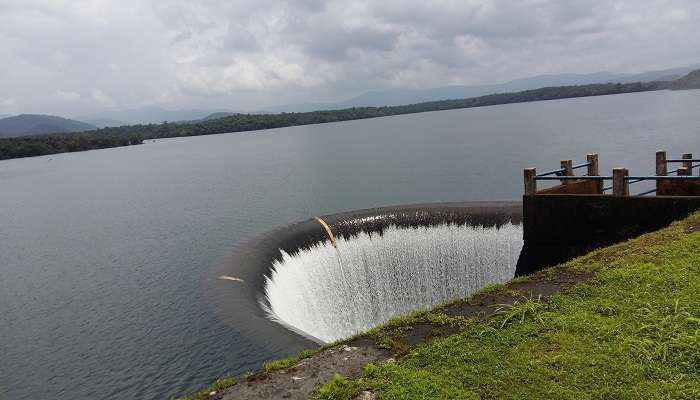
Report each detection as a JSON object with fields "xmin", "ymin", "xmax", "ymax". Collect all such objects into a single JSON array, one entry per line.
[{"xmin": 2, "ymin": 89, "xmax": 700, "ymax": 400}]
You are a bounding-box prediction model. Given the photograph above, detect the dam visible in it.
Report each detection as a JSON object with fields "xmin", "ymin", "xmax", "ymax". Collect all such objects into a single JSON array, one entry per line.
[
  {"xmin": 212, "ymin": 150, "xmax": 700, "ymax": 346},
  {"xmin": 519, "ymin": 150, "xmax": 700, "ymax": 274}
]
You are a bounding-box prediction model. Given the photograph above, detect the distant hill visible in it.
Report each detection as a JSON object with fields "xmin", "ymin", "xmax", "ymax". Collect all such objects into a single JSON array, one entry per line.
[
  {"xmin": 265, "ymin": 64, "xmax": 699, "ymax": 112},
  {"xmin": 0, "ymin": 114, "xmax": 96, "ymax": 138},
  {"xmin": 3, "ymin": 65, "xmax": 700, "ymax": 161},
  {"xmin": 0, "ymin": 77, "xmax": 682, "ymax": 160},
  {"xmin": 670, "ymin": 69, "xmax": 700, "ymax": 90},
  {"xmin": 200, "ymin": 112, "xmax": 241, "ymax": 121},
  {"xmin": 82, "ymin": 118, "xmax": 127, "ymax": 128},
  {"xmin": 161, "ymin": 111, "xmax": 264, "ymax": 124},
  {"xmin": 77, "ymin": 106, "xmax": 232, "ymax": 126}
]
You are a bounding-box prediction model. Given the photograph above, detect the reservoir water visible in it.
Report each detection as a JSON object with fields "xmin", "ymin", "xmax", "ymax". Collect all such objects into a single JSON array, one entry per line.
[{"xmin": 1, "ymin": 89, "xmax": 700, "ymax": 400}]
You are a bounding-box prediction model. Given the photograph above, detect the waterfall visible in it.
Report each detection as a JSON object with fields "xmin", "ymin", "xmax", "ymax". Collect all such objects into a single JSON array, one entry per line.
[{"xmin": 263, "ymin": 222, "xmax": 523, "ymax": 343}]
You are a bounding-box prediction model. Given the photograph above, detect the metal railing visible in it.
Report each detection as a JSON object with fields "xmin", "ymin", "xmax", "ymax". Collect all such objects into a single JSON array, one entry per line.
[
  {"xmin": 535, "ymin": 161, "xmax": 593, "ymax": 177},
  {"xmin": 524, "ymin": 151, "xmax": 700, "ymax": 197},
  {"xmin": 602, "ymin": 164, "xmax": 700, "ymax": 194}
]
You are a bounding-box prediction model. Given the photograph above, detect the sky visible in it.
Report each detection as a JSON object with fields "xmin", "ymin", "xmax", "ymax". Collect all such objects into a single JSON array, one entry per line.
[{"xmin": 1, "ymin": 0, "xmax": 700, "ymax": 116}]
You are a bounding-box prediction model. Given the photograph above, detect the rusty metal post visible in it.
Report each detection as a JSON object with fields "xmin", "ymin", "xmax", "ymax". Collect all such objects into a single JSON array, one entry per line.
[
  {"xmin": 524, "ymin": 168, "xmax": 537, "ymax": 195},
  {"xmin": 560, "ymin": 160, "xmax": 573, "ymax": 185},
  {"xmin": 613, "ymin": 168, "xmax": 629, "ymax": 197}
]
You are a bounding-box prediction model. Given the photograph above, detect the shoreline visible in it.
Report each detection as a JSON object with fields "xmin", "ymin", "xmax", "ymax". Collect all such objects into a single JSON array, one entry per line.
[{"xmin": 1, "ymin": 81, "xmax": 678, "ymax": 161}]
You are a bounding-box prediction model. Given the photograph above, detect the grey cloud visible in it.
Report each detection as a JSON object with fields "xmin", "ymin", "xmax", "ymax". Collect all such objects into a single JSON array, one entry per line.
[
  {"xmin": 1, "ymin": 0, "xmax": 699, "ymax": 116},
  {"xmin": 294, "ymin": 26, "xmax": 400, "ymax": 61}
]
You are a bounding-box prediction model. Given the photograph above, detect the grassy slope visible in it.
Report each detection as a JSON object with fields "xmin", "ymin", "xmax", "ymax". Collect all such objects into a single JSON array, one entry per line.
[{"xmin": 317, "ymin": 213, "xmax": 700, "ymax": 399}]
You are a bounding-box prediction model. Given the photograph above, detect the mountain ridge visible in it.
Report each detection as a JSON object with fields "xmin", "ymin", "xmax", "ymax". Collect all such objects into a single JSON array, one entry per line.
[
  {"xmin": 2, "ymin": 64, "xmax": 699, "ymax": 139},
  {"xmin": 76, "ymin": 106, "xmax": 233, "ymax": 127},
  {"xmin": 671, "ymin": 69, "xmax": 700, "ymax": 90},
  {"xmin": 264, "ymin": 64, "xmax": 700, "ymax": 112},
  {"xmin": 13, "ymin": 63, "xmax": 692, "ymax": 125},
  {"xmin": 0, "ymin": 114, "xmax": 96, "ymax": 138},
  {"xmin": 3, "ymin": 69, "xmax": 700, "ymax": 160}
]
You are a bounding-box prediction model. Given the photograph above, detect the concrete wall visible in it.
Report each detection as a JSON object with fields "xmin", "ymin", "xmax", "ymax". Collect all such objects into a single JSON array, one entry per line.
[
  {"xmin": 515, "ymin": 194, "xmax": 700, "ymax": 275},
  {"xmin": 657, "ymin": 179, "xmax": 700, "ymax": 196},
  {"xmin": 537, "ymin": 180, "xmax": 603, "ymax": 195}
]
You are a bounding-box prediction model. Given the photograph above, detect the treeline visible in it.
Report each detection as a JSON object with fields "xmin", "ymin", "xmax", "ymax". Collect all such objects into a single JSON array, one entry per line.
[
  {"xmin": 0, "ymin": 132, "xmax": 143, "ymax": 160},
  {"xmin": 0, "ymin": 80, "xmax": 669, "ymax": 161}
]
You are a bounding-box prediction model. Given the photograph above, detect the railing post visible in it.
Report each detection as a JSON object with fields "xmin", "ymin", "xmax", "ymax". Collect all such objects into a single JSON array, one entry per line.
[
  {"xmin": 524, "ymin": 168, "xmax": 537, "ymax": 195},
  {"xmin": 613, "ymin": 168, "xmax": 629, "ymax": 197},
  {"xmin": 682, "ymin": 153, "xmax": 693, "ymax": 171},
  {"xmin": 586, "ymin": 153, "xmax": 601, "ymax": 193},
  {"xmin": 586, "ymin": 154, "xmax": 599, "ymax": 176},
  {"xmin": 560, "ymin": 160, "xmax": 573, "ymax": 185},
  {"xmin": 678, "ymin": 166, "xmax": 691, "ymax": 176},
  {"xmin": 656, "ymin": 150, "xmax": 667, "ymax": 176},
  {"xmin": 656, "ymin": 150, "xmax": 667, "ymax": 194}
]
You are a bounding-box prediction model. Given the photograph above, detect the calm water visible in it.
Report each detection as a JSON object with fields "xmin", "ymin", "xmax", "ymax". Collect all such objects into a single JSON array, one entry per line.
[{"xmin": 1, "ymin": 89, "xmax": 700, "ymax": 400}]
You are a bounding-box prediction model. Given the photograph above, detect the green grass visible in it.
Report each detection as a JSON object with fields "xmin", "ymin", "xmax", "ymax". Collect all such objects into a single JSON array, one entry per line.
[
  {"xmin": 315, "ymin": 212, "xmax": 700, "ymax": 399},
  {"xmin": 316, "ymin": 374, "xmax": 362, "ymax": 400},
  {"xmin": 179, "ymin": 377, "xmax": 236, "ymax": 400},
  {"xmin": 262, "ymin": 349, "xmax": 319, "ymax": 373}
]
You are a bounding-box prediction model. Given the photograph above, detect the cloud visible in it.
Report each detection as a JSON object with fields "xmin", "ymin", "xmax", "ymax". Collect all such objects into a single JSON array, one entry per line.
[
  {"xmin": 0, "ymin": 98, "xmax": 18, "ymax": 113},
  {"xmin": 90, "ymin": 88, "xmax": 113, "ymax": 105},
  {"xmin": 1, "ymin": 0, "xmax": 700, "ymax": 115},
  {"xmin": 55, "ymin": 90, "xmax": 81, "ymax": 102}
]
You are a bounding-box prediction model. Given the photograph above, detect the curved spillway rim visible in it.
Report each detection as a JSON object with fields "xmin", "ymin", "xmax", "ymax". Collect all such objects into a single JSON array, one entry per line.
[{"xmin": 206, "ymin": 201, "xmax": 523, "ymax": 348}]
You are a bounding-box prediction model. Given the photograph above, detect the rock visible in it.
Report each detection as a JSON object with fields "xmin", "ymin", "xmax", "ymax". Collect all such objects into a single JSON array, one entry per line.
[{"xmin": 356, "ymin": 391, "xmax": 377, "ymax": 400}]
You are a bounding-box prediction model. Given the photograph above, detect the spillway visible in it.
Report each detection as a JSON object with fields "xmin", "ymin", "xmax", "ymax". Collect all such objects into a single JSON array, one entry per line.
[
  {"xmin": 264, "ymin": 222, "xmax": 522, "ymax": 342},
  {"xmin": 209, "ymin": 202, "xmax": 523, "ymax": 348}
]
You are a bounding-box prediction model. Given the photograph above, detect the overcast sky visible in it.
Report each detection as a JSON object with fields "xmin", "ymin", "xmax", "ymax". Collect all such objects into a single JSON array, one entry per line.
[{"xmin": 1, "ymin": 0, "xmax": 699, "ymax": 116}]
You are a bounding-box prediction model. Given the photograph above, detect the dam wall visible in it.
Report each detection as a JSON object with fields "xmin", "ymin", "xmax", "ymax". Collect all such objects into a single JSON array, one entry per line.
[
  {"xmin": 516, "ymin": 194, "xmax": 700, "ymax": 275},
  {"xmin": 516, "ymin": 151, "xmax": 700, "ymax": 275}
]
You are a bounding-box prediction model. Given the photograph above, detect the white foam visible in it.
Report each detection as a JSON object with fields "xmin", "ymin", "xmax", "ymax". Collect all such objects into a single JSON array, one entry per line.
[{"xmin": 263, "ymin": 223, "xmax": 523, "ymax": 343}]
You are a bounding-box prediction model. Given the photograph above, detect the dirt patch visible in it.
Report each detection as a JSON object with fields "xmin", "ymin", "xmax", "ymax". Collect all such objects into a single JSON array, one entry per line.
[
  {"xmin": 510, "ymin": 280, "xmax": 563, "ymax": 297},
  {"xmin": 442, "ymin": 294, "xmax": 512, "ymax": 319},
  {"xmin": 217, "ymin": 339, "xmax": 391, "ymax": 400},
  {"xmin": 443, "ymin": 269, "xmax": 592, "ymax": 319},
  {"xmin": 550, "ymin": 269, "xmax": 594, "ymax": 284},
  {"xmin": 685, "ymin": 221, "xmax": 700, "ymax": 233},
  {"xmin": 399, "ymin": 323, "xmax": 458, "ymax": 346},
  {"xmin": 509, "ymin": 270, "xmax": 590, "ymax": 297}
]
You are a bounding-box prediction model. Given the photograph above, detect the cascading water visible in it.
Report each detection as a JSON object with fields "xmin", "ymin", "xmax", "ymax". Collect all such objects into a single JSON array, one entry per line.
[{"xmin": 263, "ymin": 222, "xmax": 523, "ymax": 343}]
